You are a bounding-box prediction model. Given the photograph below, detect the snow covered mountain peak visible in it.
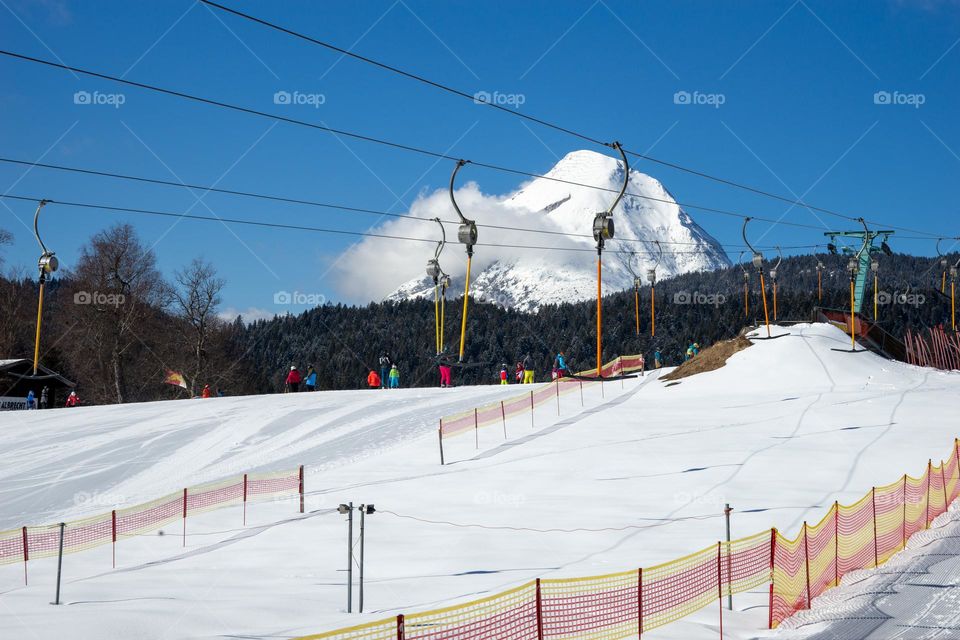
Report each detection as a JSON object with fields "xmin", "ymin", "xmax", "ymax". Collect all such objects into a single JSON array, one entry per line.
[{"xmin": 380, "ymin": 149, "xmax": 730, "ymax": 311}]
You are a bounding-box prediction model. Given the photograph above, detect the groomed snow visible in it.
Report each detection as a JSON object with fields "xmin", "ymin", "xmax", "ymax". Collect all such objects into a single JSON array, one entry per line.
[{"xmin": 1, "ymin": 323, "xmax": 958, "ymax": 640}]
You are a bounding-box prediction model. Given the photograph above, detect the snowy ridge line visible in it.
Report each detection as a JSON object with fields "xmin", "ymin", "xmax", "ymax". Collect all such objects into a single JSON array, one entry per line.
[
  {"xmin": 292, "ymin": 438, "xmax": 960, "ymax": 640},
  {"xmin": 0, "ymin": 465, "xmax": 303, "ymax": 579},
  {"xmin": 439, "ymin": 355, "xmax": 646, "ymax": 439}
]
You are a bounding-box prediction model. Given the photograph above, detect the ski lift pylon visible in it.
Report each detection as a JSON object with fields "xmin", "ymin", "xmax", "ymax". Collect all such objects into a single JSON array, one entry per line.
[
  {"xmin": 742, "ymin": 218, "xmax": 773, "ymax": 338},
  {"xmin": 449, "ymin": 159, "xmax": 476, "ymax": 363}
]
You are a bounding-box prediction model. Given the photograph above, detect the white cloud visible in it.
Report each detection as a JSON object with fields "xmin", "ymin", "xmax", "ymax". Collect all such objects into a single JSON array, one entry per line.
[{"xmin": 218, "ymin": 306, "xmax": 277, "ymax": 324}]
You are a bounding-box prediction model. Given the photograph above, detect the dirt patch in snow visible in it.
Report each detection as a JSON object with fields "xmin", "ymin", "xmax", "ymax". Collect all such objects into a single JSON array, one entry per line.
[{"xmin": 661, "ymin": 336, "xmax": 753, "ymax": 382}]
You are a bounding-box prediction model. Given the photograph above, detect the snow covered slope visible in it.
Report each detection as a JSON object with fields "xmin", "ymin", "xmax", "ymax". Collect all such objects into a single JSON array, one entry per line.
[
  {"xmin": 1, "ymin": 323, "xmax": 958, "ymax": 640},
  {"xmin": 387, "ymin": 150, "xmax": 730, "ymax": 311}
]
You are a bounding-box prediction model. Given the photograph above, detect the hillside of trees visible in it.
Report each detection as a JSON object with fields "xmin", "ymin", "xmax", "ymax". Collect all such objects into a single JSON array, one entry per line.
[{"xmin": 1, "ymin": 222, "xmax": 957, "ymax": 404}]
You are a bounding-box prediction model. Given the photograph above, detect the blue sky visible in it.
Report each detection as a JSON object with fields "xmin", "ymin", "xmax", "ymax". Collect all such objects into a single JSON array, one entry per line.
[{"xmin": 1, "ymin": 0, "xmax": 958, "ymax": 317}]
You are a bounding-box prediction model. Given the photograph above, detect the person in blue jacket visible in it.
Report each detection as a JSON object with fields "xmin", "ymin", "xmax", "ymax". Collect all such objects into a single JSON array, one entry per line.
[
  {"xmin": 554, "ymin": 352, "xmax": 569, "ymax": 378},
  {"xmin": 25, "ymin": 390, "xmax": 36, "ymax": 410},
  {"xmin": 304, "ymin": 364, "xmax": 318, "ymax": 392}
]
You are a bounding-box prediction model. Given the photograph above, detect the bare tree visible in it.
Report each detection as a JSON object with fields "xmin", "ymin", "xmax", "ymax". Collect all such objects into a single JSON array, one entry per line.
[
  {"xmin": 172, "ymin": 258, "xmax": 225, "ymax": 396},
  {"xmin": 70, "ymin": 224, "xmax": 169, "ymax": 404}
]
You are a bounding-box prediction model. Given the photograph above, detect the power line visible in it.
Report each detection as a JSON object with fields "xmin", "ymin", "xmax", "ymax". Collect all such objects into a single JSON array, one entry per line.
[
  {"xmin": 4, "ymin": 193, "xmax": 818, "ymax": 255},
  {"xmin": 201, "ymin": 1, "xmax": 945, "ymax": 240},
  {"xmin": 0, "ymin": 156, "xmax": 809, "ymax": 250},
  {"xmin": 377, "ymin": 509, "xmax": 721, "ymax": 533},
  {"xmin": 0, "ymin": 49, "xmax": 842, "ymax": 239}
]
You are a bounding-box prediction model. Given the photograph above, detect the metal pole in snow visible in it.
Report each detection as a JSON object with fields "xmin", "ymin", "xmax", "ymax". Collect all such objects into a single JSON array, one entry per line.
[
  {"xmin": 359, "ymin": 506, "xmax": 365, "ymax": 613},
  {"xmin": 347, "ymin": 502, "xmax": 354, "ymax": 613},
  {"xmin": 52, "ymin": 522, "xmax": 65, "ymax": 605},
  {"xmin": 724, "ymin": 504, "xmax": 733, "ymax": 610}
]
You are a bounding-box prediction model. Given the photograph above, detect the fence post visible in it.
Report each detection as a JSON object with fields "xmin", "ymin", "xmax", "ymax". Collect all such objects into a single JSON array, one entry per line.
[
  {"xmin": 768, "ymin": 528, "xmax": 777, "ymax": 630},
  {"xmin": 535, "ymin": 578, "xmax": 544, "ymax": 640},
  {"xmin": 556, "ymin": 381, "xmax": 560, "ymax": 416},
  {"xmin": 530, "ymin": 390, "xmax": 534, "ymax": 429},
  {"xmin": 802, "ymin": 522, "xmax": 811, "ymax": 609},
  {"xmin": 299, "ymin": 465, "xmax": 305, "ymax": 514},
  {"xmin": 716, "ymin": 541, "xmax": 724, "ymax": 640},
  {"xmin": 396, "ymin": 614, "xmax": 405, "ymax": 640},
  {"xmin": 438, "ymin": 423, "xmax": 445, "ymax": 466},
  {"xmin": 871, "ymin": 487, "xmax": 879, "ymax": 568},
  {"xmin": 474, "ymin": 408, "xmax": 479, "ymax": 450},
  {"xmin": 941, "ymin": 461, "xmax": 948, "ymax": 515},
  {"xmin": 926, "ymin": 459, "xmax": 932, "ymax": 529},
  {"xmin": 182, "ymin": 487, "xmax": 188, "ymax": 547},
  {"xmin": 243, "ymin": 473, "xmax": 248, "ymax": 525},
  {"xmin": 579, "ymin": 380, "xmax": 583, "ymax": 407},
  {"xmin": 638, "ymin": 567, "xmax": 643, "ymax": 638},
  {"xmin": 601, "ymin": 379, "xmax": 605, "ymax": 398},
  {"xmin": 724, "ymin": 504, "xmax": 733, "ymax": 611},
  {"xmin": 902, "ymin": 474, "xmax": 907, "ymax": 550},
  {"xmin": 52, "ymin": 522, "xmax": 65, "ymax": 605},
  {"xmin": 21, "ymin": 526, "xmax": 28, "ymax": 586},
  {"xmin": 833, "ymin": 501, "xmax": 839, "ymax": 587},
  {"xmin": 501, "ymin": 400, "xmax": 507, "ymax": 439},
  {"xmin": 111, "ymin": 509, "xmax": 117, "ymax": 569}
]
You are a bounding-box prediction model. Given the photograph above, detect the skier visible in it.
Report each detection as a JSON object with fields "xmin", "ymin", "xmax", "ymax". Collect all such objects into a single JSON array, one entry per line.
[
  {"xmin": 65, "ymin": 390, "xmax": 80, "ymax": 407},
  {"xmin": 389, "ymin": 364, "xmax": 400, "ymax": 389},
  {"xmin": 285, "ymin": 365, "xmax": 302, "ymax": 392},
  {"xmin": 40, "ymin": 386, "xmax": 49, "ymax": 409},
  {"xmin": 304, "ymin": 364, "xmax": 318, "ymax": 392},
  {"xmin": 25, "ymin": 390, "xmax": 36, "ymax": 410},
  {"xmin": 654, "ymin": 350, "xmax": 663, "ymax": 369},
  {"xmin": 554, "ymin": 352, "xmax": 568, "ymax": 378},
  {"xmin": 367, "ymin": 370, "xmax": 381, "ymax": 388},
  {"xmin": 216, "ymin": 388, "xmax": 225, "ymax": 397},
  {"xmin": 439, "ymin": 362, "xmax": 452, "ymax": 388},
  {"xmin": 522, "ymin": 354, "xmax": 535, "ymax": 384},
  {"xmin": 515, "ymin": 361, "xmax": 524, "ymax": 383},
  {"xmin": 201, "ymin": 384, "xmax": 212, "ymax": 398},
  {"xmin": 499, "ymin": 364, "xmax": 508, "ymax": 385},
  {"xmin": 685, "ymin": 345, "xmax": 694, "ymax": 361},
  {"xmin": 378, "ymin": 353, "xmax": 391, "ymax": 390}
]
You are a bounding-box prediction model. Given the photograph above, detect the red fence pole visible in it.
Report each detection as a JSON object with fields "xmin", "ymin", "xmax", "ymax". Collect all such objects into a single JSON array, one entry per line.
[
  {"xmin": 768, "ymin": 528, "xmax": 777, "ymax": 629},
  {"xmin": 535, "ymin": 578, "xmax": 544, "ymax": 640},
  {"xmin": 579, "ymin": 380, "xmax": 583, "ymax": 407},
  {"xmin": 396, "ymin": 614, "xmax": 405, "ymax": 640},
  {"xmin": 902, "ymin": 474, "xmax": 907, "ymax": 550},
  {"xmin": 871, "ymin": 487, "xmax": 879, "ymax": 568},
  {"xmin": 111, "ymin": 509, "xmax": 117, "ymax": 568},
  {"xmin": 21, "ymin": 526, "xmax": 28, "ymax": 585},
  {"xmin": 638, "ymin": 567, "xmax": 643, "ymax": 638},
  {"xmin": 803, "ymin": 522, "xmax": 811, "ymax": 609},
  {"xmin": 474, "ymin": 408, "xmax": 479, "ymax": 450},
  {"xmin": 941, "ymin": 461, "xmax": 948, "ymax": 515},
  {"xmin": 717, "ymin": 541, "xmax": 724, "ymax": 640},
  {"xmin": 530, "ymin": 390, "xmax": 534, "ymax": 429},
  {"xmin": 243, "ymin": 473, "xmax": 248, "ymax": 525},
  {"xmin": 833, "ymin": 501, "xmax": 839, "ymax": 587},
  {"xmin": 299, "ymin": 465, "xmax": 305, "ymax": 514},
  {"xmin": 556, "ymin": 381, "xmax": 560, "ymax": 415},
  {"xmin": 182, "ymin": 487, "xmax": 188, "ymax": 547}
]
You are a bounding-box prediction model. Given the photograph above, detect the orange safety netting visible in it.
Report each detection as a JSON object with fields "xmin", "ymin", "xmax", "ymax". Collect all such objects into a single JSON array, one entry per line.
[
  {"xmin": 295, "ymin": 439, "xmax": 960, "ymax": 639},
  {"xmin": 0, "ymin": 467, "xmax": 302, "ymax": 571},
  {"xmin": 440, "ymin": 355, "xmax": 646, "ymax": 439}
]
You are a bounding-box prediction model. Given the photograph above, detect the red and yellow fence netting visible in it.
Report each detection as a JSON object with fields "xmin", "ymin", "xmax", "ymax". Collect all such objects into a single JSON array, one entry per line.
[
  {"xmin": 439, "ymin": 355, "xmax": 646, "ymax": 440},
  {"xmin": 0, "ymin": 466, "xmax": 303, "ymax": 579},
  {"xmin": 296, "ymin": 439, "xmax": 960, "ymax": 640}
]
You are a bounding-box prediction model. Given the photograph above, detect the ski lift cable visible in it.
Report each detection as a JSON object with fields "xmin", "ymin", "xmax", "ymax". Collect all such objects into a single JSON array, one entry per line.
[
  {"xmin": 0, "ymin": 155, "xmax": 836, "ymax": 242},
  {"xmin": 0, "ymin": 193, "xmax": 824, "ymax": 256},
  {"xmin": 200, "ymin": 1, "xmax": 942, "ymax": 239},
  {"xmin": 0, "ymin": 50, "xmax": 942, "ymax": 242}
]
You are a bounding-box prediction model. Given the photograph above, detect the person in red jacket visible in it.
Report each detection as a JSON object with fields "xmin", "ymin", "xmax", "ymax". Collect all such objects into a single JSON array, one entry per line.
[
  {"xmin": 65, "ymin": 390, "xmax": 80, "ymax": 407},
  {"xmin": 367, "ymin": 370, "xmax": 381, "ymax": 388},
  {"xmin": 285, "ymin": 365, "xmax": 302, "ymax": 392},
  {"xmin": 201, "ymin": 384, "xmax": 212, "ymax": 398}
]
